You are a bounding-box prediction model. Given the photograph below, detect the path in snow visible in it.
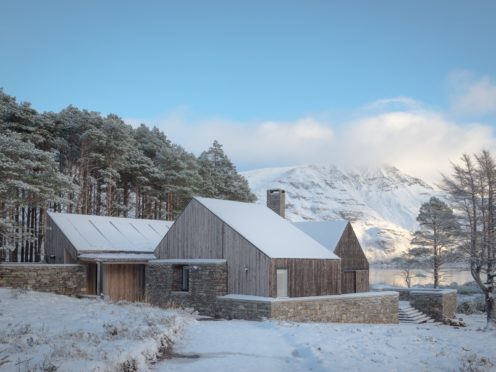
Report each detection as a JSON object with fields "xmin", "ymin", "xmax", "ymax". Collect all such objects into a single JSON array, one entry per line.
[{"xmin": 157, "ymin": 317, "xmax": 496, "ymax": 372}]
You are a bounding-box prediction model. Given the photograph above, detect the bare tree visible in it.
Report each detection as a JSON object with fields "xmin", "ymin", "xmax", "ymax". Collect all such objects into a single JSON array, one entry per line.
[
  {"xmin": 442, "ymin": 151, "xmax": 496, "ymax": 327},
  {"xmin": 392, "ymin": 253, "xmax": 418, "ymax": 288}
]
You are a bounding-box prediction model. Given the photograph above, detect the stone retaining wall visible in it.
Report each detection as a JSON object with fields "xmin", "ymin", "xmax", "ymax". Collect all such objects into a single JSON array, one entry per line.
[
  {"xmin": 146, "ymin": 260, "xmax": 228, "ymax": 317},
  {"xmin": 216, "ymin": 296, "xmax": 272, "ymax": 320},
  {"xmin": 410, "ymin": 289, "xmax": 457, "ymax": 321},
  {"xmin": 0, "ymin": 263, "xmax": 86, "ymax": 296},
  {"xmin": 145, "ymin": 262, "xmax": 398, "ymax": 323},
  {"xmin": 375, "ymin": 286, "xmax": 457, "ymax": 320},
  {"xmin": 217, "ymin": 292, "xmax": 399, "ymax": 323}
]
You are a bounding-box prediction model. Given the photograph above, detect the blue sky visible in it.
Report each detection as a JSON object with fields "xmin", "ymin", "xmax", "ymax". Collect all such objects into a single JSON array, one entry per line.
[{"xmin": 1, "ymin": 1, "xmax": 496, "ymax": 178}]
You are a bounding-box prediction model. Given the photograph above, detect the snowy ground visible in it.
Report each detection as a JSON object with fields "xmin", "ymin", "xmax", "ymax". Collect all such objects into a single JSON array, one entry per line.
[
  {"xmin": 1, "ymin": 288, "xmax": 495, "ymax": 372},
  {"xmin": 158, "ymin": 317, "xmax": 496, "ymax": 372},
  {"xmin": 0, "ymin": 288, "xmax": 194, "ymax": 371}
]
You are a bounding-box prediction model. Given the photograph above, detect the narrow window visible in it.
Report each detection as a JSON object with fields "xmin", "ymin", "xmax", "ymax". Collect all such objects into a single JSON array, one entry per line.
[
  {"xmin": 276, "ymin": 268, "xmax": 288, "ymax": 297},
  {"xmin": 181, "ymin": 266, "xmax": 189, "ymax": 292},
  {"xmin": 172, "ymin": 265, "xmax": 189, "ymax": 292}
]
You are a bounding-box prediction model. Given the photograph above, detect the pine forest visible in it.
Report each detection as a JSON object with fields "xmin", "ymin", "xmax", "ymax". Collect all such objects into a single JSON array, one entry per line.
[{"xmin": 0, "ymin": 89, "xmax": 256, "ymax": 263}]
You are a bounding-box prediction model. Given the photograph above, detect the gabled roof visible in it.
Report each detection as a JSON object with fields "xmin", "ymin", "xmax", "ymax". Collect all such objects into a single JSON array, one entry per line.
[
  {"xmin": 194, "ymin": 197, "xmax": 339, "ymax": 260},
  {"xmin": 293, "ymin": 220, "xmax": 349, "ymax": 252},
  {"xmin": 48, "ymin": 212, "xmax": 173, "ymax": 254}
]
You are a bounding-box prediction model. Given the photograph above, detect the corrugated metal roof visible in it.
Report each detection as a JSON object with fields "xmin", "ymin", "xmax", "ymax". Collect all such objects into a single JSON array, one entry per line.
[
  {"xmin": 194, "ymin": 197, "xmax": 339, "ymax": 260},
  {"xmin": 293, "ymin": 220, "xmax": 349, "ymax": 252},
  {"xmin": 48, "ymin": 212, "xmax": 173, "ymax": 253}
]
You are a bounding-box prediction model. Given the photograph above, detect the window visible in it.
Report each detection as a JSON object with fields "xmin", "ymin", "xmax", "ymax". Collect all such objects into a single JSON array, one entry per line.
[
  {"xmin": 172, "ymin": 265, "xmax": 189, "ymax": 292},
  {"xmin": 276, "ymin": 268, "xmax": 288, "ymax": 297},
  {"xmin": 181, "ymin": 266, "xmax": 189, "ymax": 292}
]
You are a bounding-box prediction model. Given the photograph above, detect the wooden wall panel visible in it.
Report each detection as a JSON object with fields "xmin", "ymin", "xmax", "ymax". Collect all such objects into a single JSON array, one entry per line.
[
  {"xmin": 270, "ymin": 259, "xmax": 341, "ymax": 297},
  {"xmin": 342, "ymin": 271, "xmax": 356, "ymax": 294},
  {"xmin": 334, "ymin": 223, "xmax": 369, "ymax": 271},
  {"xmin": 223, "ymin": 224, "xmax": 271, "ymax": 296},
  {"xmin": 155, "ymin": 199, "xmax": 223, "ymax": 259},
  {"xmin": 356, "ymin": 270, "xmax": 369, "ymax": 292},
  {"xmin": 45, "ymin": 215, "xmax": 78, "ymax": 264},
  {"xmin": 102, "ymin": 264, "xmax": 145, "ymax": 301}
]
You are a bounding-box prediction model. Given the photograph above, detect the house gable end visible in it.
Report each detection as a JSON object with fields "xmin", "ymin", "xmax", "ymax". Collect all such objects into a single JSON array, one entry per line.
[
  {"xmin": 334, "ymin": 223, "xmax": 369, "ymax": 270},
  {"xmin": 46, "ymin": 214, "xmax": 78, "ymax": 263}
]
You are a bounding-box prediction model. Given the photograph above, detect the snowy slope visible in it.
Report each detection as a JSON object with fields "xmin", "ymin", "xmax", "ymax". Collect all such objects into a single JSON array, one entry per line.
[{"xmin": 242, "ymin": 164, "xmax": 441, "ymax": 262}]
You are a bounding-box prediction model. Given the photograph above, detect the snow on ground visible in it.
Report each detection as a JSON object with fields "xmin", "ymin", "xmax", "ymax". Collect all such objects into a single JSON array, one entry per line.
[
  {"xmin": 0, "ymin": 288, "xmax": 195, "ymax": 371},
  {"xmin": 158, "ymin": 317, "xmax": 496, "ymax": 372},
  {"xmin": 2, "ymin": 288, "xmax": 495, "ymax": 372}
]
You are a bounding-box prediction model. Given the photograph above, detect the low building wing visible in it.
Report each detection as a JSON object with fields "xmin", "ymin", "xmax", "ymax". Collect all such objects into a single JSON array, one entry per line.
[{"xmin": 48, "ymin": 212, "xmax": 173, "ymax": 255}]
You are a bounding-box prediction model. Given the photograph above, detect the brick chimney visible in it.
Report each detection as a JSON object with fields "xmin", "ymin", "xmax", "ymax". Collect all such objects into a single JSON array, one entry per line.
[{"xmin": 267, "ymin": 189, "xmax": 286, "ymax": 218}]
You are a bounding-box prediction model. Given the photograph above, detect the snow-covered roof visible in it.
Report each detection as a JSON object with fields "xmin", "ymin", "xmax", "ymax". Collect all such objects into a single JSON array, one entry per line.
[
  {"xmin": 151, "ymin": 259, "xmax": 227, "ymax": 265},
  {"xmin": 293, "ymin": 220, "xmax": 348, "ymax": 252},
  {"xmin": 78, "ymin": 253, "xmax": 157, "ymax": 262},
  {"xmin": 48, "ymin": 212, "xmax": 173, "ymax": 254},
  {"xmin": 194, "ymin": 197, "xmax": 339, "ymax": 260}
]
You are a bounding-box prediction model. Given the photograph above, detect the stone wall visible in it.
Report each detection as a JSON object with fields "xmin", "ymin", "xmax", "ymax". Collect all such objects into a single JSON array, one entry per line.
[
  {"xmin": 216, "ymin": 296, "xmax": 272, "ymax": 320},
  {"xmin": 146, "ymin": 262, "xmax": 398, "ymax": 323},
  {"xmin": 375, "ymin": 286, "xmax": 457, "ymax": 321},
  {"xmin": 145, "ymin": 260, "xmax": 227, "ymax": 317},
  {"xmin": 0, "ymin": 263, "xmax": 86, "ymax": 296},
  {"xmin": 216, "ymin": 292, "xmax": 399, "ymax": 323},
  {"xmin": 410, "ymin": 289, "xmax": 457, "ymax": 321}
]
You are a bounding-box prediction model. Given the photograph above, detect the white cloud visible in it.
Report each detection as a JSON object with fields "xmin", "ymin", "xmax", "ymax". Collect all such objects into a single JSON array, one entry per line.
[
  {"xmin": 337, "ymin": 111, "xmax": 495, "ymax": 181},
  {"xmin": 449, "ymin": 70, "xmax": 496, "ymax": 116},
  {"xmin": 126, "ymin": 99, "xmax": 496, "ymax": 183},
  {"xmin": 361, "ymin": 97, "xmax": 425, "ymax": 112}
]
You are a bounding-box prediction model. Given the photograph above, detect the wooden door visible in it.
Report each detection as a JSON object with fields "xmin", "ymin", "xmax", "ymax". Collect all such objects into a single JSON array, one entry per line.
[
  {"xmin": 85, "ymin": 263, "xmax": 98, "ymax": 295},
  {"xmin": 102, "ymin": 264, "xmax": 145, "ymax": 301}
]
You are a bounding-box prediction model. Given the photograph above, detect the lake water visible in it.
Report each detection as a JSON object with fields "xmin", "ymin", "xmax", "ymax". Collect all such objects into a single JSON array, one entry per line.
[{"xmin": 370, "ymin": 268, "xmax": 473, "ymax": 287}]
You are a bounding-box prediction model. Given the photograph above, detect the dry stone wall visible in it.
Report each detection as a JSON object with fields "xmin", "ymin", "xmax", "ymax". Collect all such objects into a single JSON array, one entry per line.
[
  {"xmin": 410, "ymin": 289, "xmax": 457, "ymax": 321},
  {"xmin": 376, "ymin": 286, "xmax": 457, "ymax": 321},
  {"xmin": 217, "ymin": 292, "xmax": 399, "ymax": 323},
  {"xmin": 0, "ymin": 264, "xmax": 86, "ymax": 296},
  {"xmin": 145, "ymin": 260, "xmax": 228, "ymax": 317}
]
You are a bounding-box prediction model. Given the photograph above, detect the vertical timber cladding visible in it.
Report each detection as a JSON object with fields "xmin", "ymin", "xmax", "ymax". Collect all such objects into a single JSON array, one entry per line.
[
  {"xmin": 45, "ymin": 214, "xmax": 78, "ymax": 264},
  {"xmin": 335, "ymin": 223, "xmax": 369, "ymax": 293},
  {"xmin": 101, "ymin": 264, "xmax": 145, "ymax": 301},
  {"xmin": 155, "ymin": 199, "xmax": 272, "ymax": 297},
  {"xmin": 355, "ymin": 270, "xmax": 369, "ymax": 292},
  {"xmin": 342, "ymin": 271, "xmax": 356, "ymax": 294},
  {"xmin": 270, "ymin": 259, "xmax": 341, "ymax": 297}
]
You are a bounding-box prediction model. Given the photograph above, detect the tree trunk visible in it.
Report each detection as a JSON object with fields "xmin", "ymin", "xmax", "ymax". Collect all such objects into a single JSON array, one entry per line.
[
  {"xmin": 36, "ymin": 207, "xmax": 44, "ymax": 262},
  {"xmin": 484, "ymin": 288, "xmax": 495, "ymax": 327}
]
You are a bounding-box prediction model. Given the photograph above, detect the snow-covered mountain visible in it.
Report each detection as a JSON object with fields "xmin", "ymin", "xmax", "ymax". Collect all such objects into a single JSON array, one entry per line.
[{"xmin": 241, "ymin": 164, "xmax": 440, "ymax": 263}]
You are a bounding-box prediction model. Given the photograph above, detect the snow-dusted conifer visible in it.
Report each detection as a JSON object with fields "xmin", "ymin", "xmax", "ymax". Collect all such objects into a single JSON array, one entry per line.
[{"xmin": 410, "ymin": 197, "xmax": 460, "ymax": 288}]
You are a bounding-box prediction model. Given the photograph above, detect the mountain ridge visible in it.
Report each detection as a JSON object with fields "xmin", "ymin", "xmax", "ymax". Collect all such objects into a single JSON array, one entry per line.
[{"xmin": 241, "ymin": 164, "xmax": 440, "ymax": 262}]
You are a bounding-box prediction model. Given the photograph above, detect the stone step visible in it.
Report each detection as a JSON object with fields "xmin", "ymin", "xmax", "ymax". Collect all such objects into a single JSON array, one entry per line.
[{"xmin": 398, "ymin": 302, "xmax": 436, "ymax": 324}]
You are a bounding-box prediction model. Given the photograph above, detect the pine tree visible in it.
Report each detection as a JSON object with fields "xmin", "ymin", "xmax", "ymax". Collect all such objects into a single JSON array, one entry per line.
[
  {"xmin": 0, "ymin": 90, "xmax": 258, "ymax": 261},
  {"xmin": 410, "ymin": 197, "xmax": 460, "ymax": 288},
  {"xmin": 0, "ymin": 131, "xmax": 73, "ymax": 261},
  {"xmin": 198, "ymin": 140, "xmax": 256, "ymax": 202}
]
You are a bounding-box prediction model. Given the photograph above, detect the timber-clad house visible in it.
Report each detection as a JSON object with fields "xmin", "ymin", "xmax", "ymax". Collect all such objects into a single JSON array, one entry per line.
[
  {"xmin": 153, "ymin": 196, "xmax": 342, "ymax": 298},
  {"xmin": 44, "ymin": 189, "xmax": 370, "ymax": 317}
]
